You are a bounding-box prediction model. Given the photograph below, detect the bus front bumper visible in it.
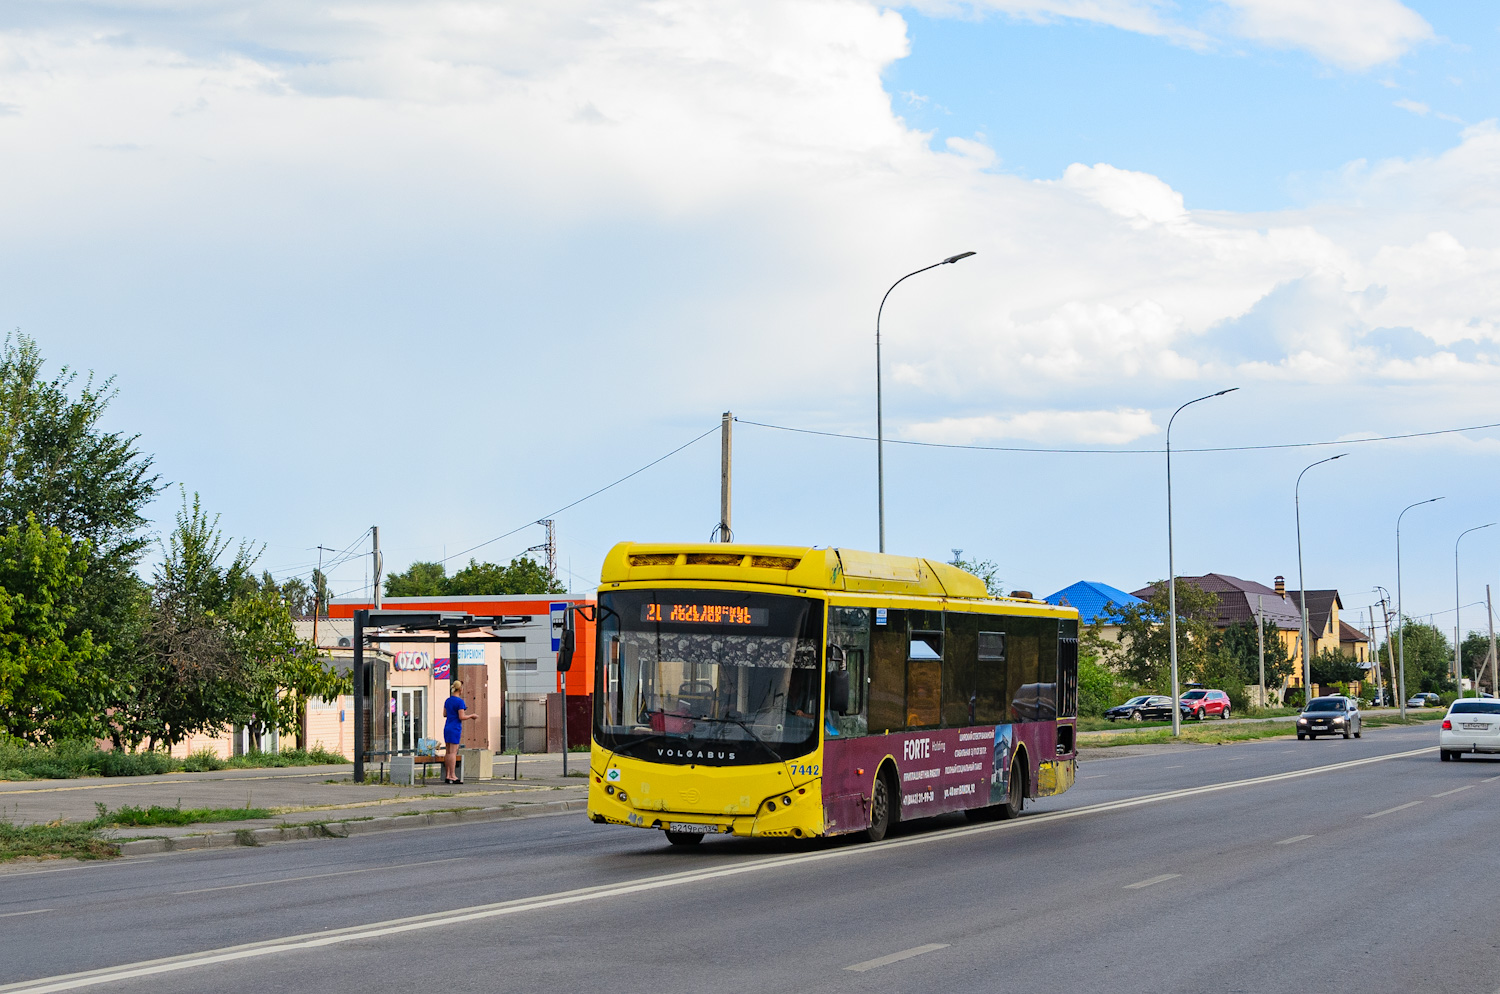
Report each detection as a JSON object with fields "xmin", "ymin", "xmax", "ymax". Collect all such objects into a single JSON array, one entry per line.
[{"xmin": 588, "ymin": 777, "xmax": 824, "ymax": 839}]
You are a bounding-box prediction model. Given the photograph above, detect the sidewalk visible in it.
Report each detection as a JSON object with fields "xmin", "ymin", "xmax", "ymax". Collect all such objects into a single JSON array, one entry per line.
[{"xmin": 0, "ymin": 753, "xmax": 591, "ymax": 853}]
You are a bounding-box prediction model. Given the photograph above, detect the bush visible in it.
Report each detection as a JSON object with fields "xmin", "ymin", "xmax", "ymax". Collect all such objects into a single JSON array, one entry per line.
[
  {"xmin": 180, "ymin": 749, "xmax": 226, "ymax": 772},
  {"xmin": 1078, "ymin": 654, "xmax": 1126, "ymax": 717},
  {"xmin": 1284, "ymin": 688, "xmax": 1305, "ymax": 709},
  {"xmin": 89, "ymin": 751, "xmax": 175, "ymax": 777}
]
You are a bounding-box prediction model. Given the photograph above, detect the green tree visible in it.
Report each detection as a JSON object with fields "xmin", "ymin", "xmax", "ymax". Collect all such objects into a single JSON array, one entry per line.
[
  {"xmin": 1212, "ymin": 618, "xmax": 1293, "ymax": 692},
  {"xmin": 0, "ymin": 515, "xmax": 103, "ymax": 742},
  {"xmin": 1088, "ymin": 580, "xmax": 1220, "ymax": 691},
  {"xmin": 1310, "ymin": 646, "xmax": 1363, "ymax": 687},
  {"xmin": 1374, "ymin": 620, "xmax": 1454, "ymax": 694},
  {"xmin": 947, "ymin": 550, "xmax": 1003, "ymax": 596},
  {"xmin": 383, "ymin": 561, "xmax": 448, "ymax": 597},
  {"xmin": 384, "ymin": 556, "xmax": 564, "ymax": 597},
  {"xmin": 1077, "ymin": 653, "xmax": 1127, "ymax": 717},
  {"xmin": 0, "ymin": 334, "xmax": 161, "ymax": 731},
  {"xmin": 1460, "ymin": 630, "xmax": 1495, "ymax": 689}
]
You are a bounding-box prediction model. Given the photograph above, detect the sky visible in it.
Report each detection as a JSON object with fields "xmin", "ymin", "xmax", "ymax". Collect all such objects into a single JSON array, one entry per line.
[{"xmin": 3, "ymin": 0, "xmax": 1500, "ymax": 638}]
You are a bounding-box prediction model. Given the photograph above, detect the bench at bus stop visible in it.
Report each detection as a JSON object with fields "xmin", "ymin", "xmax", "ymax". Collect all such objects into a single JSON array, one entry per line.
[{"xmin": 387, "ymin": 740, "xmax": 460, "ymax": 786}]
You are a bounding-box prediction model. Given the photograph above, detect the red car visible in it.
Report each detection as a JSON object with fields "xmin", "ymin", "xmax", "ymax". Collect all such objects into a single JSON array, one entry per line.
[{"xmin": 1180, "ymin": 688, "xmax": 1232, "ymax": 720}]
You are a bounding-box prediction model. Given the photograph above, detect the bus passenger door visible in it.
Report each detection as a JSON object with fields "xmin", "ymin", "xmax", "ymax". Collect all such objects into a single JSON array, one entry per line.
[{"xmin": 826, "ymin": 607, "xmax": 870, "ymax": 738}]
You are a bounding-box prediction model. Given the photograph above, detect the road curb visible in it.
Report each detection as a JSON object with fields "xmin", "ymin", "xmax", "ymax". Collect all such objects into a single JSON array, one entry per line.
[{"xmin": 112, "ymin": 797, "xmax": 588, "ymax": 856}]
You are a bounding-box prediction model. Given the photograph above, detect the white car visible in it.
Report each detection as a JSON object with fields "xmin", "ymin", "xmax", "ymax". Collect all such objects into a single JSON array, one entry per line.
[{"xmin": 1439, "ymin": 699, "xmax": 1500, "ymax": 761}]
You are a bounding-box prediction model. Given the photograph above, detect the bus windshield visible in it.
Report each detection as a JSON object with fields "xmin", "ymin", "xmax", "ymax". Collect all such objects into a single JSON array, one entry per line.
[{"xmin": 594, "ymin": 589, "xmax": 824, "ymax": 765}]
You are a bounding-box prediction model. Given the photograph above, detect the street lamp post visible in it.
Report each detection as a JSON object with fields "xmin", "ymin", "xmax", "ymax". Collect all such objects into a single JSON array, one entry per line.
[
  {"xmin": 876, "ymin": 251, "xmax": 976, "ymax": 552},
  {"xmin": 1455, "ymin": 523, "xmax": 1496, "ymax": 696},
  {"xmin": 1295, "ymin": 454, "xmax": 1347, "ymax": 703},
  {"xmin": 1165, "ymin": 387, "xmax": 1238, "ymax": 737},
  {"xmin": 1397, "ymin": 497, "xmax": 1445, "ymax": 719}
]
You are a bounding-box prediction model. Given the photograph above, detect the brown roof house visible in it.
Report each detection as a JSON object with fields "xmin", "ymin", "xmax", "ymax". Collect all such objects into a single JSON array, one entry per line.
[{"xmin": 1132, "ymin": 574, "xmax": 1367, "ymax": 694}]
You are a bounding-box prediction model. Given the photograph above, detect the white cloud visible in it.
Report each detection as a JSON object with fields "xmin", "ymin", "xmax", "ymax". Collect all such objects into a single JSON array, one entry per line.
[
  {"xmin": 1215, "ymin": 0, "xmax": 1432, "ymax": 70},
  {"xmin": 905, "ymin": 408, "xmax": 1159, "ymax": 444},
  {"xmin": 1394, "ymin": 98, "xmax": 1430, "ymax": 116},
  {"xmin": 0, "ymin": 0, "xmax": 1496, "ymax": 454}
]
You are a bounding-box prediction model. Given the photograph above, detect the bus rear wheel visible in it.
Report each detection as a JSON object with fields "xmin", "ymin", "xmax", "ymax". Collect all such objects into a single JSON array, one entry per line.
[
  {"xmin": 864, "ymin": 774, "xmax": 893, "ymax": 843},
  {"xmin": 665, "ymin": 830, "xmax": 704, "ymax": 846},
  {"xmin": 998, "ymin": 762, "xmax": 1025, "ymax": 820}
]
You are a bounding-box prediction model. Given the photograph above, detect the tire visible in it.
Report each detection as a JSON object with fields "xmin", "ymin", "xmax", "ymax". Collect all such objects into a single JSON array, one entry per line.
[
  {"xmin": 1440, "ymin": 749, "xmax": 1453, "ymax": 762},
  {"xmin": 1196, "ymin": 708, "xmax": 1206, "ymax": 721},
  {"xmin": 863, "ymin": 773, "xmax": 893, "ymax": 843},
  {"xmin": 665, "ymin": 830, "xmax": 704, "ymax": 846},
  {"xmin": 1222, "ymin": 709, "xmax": 1231, "ymax": 721},
  {"xmin": 1130, "ymin": 711, "xmax": 1143, "ymax": 722},
  {"xmin": 998, "ymin": 760, "xmax": 1025, "ymax": 820},
  {"xmin": 1343, "ymin": 727, "xmax": 1351, "ymax": 739},
  {"xmin": 1354, "ymin": 729, "xmax": 1361, "ymax": 738},
  {"xmin": 1297, "ymin": 733, "xmax": 1306, "ymax": 740}
]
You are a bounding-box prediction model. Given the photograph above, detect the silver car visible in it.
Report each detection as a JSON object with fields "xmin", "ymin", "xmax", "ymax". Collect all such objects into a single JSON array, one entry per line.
[
  {"xmin": 1439, "ymin": 699, "xmax": 1500, "ymax": 761},
  {"xmin": 1297, "ymin": 696, "xmax": 1361, "ymax": 740}
]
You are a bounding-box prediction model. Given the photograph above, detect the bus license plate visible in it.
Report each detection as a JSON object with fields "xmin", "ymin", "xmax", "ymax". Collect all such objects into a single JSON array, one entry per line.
[{"xmin": 671, "ymin": 823, "xmax": 717, "ymax": 834}]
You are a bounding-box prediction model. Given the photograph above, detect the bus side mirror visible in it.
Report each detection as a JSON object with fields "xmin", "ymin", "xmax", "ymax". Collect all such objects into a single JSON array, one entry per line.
[
  {"xmin": 829, "ymin": 669, "xmax": 850, "ymax": 715},
  {"xmin": 558, "ymin": 614, "xmax": 576, "ymax": 673}
]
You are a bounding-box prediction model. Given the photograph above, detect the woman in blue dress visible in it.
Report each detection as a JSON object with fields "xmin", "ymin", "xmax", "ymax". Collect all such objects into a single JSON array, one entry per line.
[{"xmin": 443, "ymin": 679, "xmax": 477, "ymax": 784}]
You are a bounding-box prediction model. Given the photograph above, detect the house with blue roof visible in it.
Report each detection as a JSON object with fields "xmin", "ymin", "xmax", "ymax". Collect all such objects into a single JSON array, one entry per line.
[{"xmin": 1044, "ymin": 581, "xmax": 1144, "ymax": 642}]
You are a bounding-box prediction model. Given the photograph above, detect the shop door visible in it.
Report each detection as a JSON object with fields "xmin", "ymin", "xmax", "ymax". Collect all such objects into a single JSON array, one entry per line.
[{"xmin": 390, "ymin": 688, "xmax": 426, "ymax": 753}]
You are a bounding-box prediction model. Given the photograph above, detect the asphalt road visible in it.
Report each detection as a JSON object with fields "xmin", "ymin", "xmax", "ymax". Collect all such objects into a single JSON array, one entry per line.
[{"xmin": 2, "ymin": 723, "xmax": 1497, "ymax": 994}]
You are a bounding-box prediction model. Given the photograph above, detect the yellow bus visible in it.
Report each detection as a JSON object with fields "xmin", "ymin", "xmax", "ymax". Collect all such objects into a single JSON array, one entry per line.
[{"xmin": 586, "ymin": 543, "xmax": 1080, "ymax": 845}]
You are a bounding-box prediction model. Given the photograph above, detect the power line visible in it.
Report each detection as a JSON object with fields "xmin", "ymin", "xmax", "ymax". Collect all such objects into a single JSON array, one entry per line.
[
  {"xmin": 432, "ymin": 423, "xmax": 721, "ymax": 568},
  {"xmin": 734, "ymin": 417, "xmax": 1500, "ymax": 455}
]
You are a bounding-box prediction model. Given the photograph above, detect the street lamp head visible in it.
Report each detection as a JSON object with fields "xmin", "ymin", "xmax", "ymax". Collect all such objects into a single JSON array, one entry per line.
[
  {"xmin": 1213, "ymin": 387, "xmax": 1239, "ymax": 397},
  {"xmin": 943, "ymin": 251, "xmax": 976, "ymax": 264}
]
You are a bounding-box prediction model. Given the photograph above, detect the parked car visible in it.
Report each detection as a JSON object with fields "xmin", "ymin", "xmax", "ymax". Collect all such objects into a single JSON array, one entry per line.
[
  {"xmin": 1407, "ymin": 692, "xmax": 1442, "ymax": 708},
  {"xmin": 1439, "ymin": 699, "xmax": 1500, "ymax": 761},
  {"xmin": 1370, "ymin": 689, "xmax": 1394, "ymax": 707},
  {"xmin": 1180, "ymin": 688, "xmax": 1232, "ymax": 720},
  {"xmin": 1297, "ymin": 696, "xmax": 1362, "ymax": 739},
  {"xmin": 1106, "ymin": 695, "xmax": 1175, "ymax": 722}
]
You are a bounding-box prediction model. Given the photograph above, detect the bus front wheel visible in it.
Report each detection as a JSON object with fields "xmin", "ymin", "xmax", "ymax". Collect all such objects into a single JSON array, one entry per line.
[{"xmin": 864, "ymin": 775, "xmax": 893, "ymax": 843}]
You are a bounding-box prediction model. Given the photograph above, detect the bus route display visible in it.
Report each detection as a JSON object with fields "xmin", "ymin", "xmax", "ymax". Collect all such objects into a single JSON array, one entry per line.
[{"xmin": 641, "ymin": 603, "xmax": 769, "ymax": 626}]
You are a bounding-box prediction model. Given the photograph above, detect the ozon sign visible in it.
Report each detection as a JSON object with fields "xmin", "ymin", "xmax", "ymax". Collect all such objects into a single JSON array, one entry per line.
[{"xmin": 393, "ymin": 651, "xmax": 431, "ymax": 672}]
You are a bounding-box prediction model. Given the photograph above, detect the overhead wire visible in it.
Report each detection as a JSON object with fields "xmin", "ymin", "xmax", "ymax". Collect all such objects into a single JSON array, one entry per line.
[{"xmin": 734, "ymin": 417, "xmax": 1500, "ymax": 455}]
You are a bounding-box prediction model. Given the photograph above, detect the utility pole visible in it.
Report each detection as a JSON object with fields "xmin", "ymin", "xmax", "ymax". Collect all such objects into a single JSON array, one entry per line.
[
  {"xmin": 1367, "ymin": 605, "xmax": 1383, "ymax": 702},
  {"xmin": 372, "ymin": 526, "xmax": 383, "ymax": 609},
  {"xmin": 719, "ymin": 411, "xmax": 733, "ymax": 542},
  {"xmin": 527, "ymin": 520, "xmax": 558, "ymax": 575},
  {"xmin": 1487, "ymin": 584, "xmax": 1498, "ymax": 697},
  {"xmin": 1374, "ymin": 589, "xmax": 1398, "ymax": 709},
  {"xmin": 1256, "ymin": 594, "xmax": 1266, "ymax": 708}
]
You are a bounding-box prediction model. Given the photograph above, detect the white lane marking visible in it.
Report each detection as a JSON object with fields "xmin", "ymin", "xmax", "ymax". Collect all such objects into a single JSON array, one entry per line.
[
  {"xmin": 1164, "ymin": 765, "xmax": 1184, "ymax": 769},
  {"xmin": 1482, "ymin": 776, "xmax": 1500, "ymax": 783},
  {"xmin": 1432, "ymin": 786, "xmax": 1473, "ymax": 798},
  {"xmin": 172, "ymin": 858, "xmax": 461, "ymax": 895},
  {"xmin": 1275, "ymin": 835, "xmax": 1313, "ymax": 845},
  {"xmin": 1366, "ymin": 801, "xmax": 1423, "ymax": 819},
  {"xmin": 0, "ymin": 744, "xmax": 1435, "ymax": 994},
  {"xmin": 1123, "ymin": 873, "xmax": 1179, "ymax": 890},
  {"xmin": 0, "ymin": 909, "xmax": 52, "ymax": 918},
  {"xmin": 844, "ymin": 944, "xmax": 949, "ymax": 972},
  {"xmin": 1082, "ymin": 775, "xmax": 1105, "ymax": 779}
]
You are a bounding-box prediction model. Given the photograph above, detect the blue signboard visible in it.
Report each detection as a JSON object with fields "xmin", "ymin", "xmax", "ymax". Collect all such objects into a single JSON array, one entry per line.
[{"xmin": 550, "ymin": 602, "xmax": 568, "ymax": 652}]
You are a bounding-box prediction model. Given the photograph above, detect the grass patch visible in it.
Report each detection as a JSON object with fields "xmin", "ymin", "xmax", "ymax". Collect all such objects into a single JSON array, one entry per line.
[
  {"xmin": 0, "ymin": 820, "xmax": 118, "ymax": 862},
  {"xmin": 0, "ymin": 739, "xmax": 349, "ymax": 782},
  {"xmin": 91, "ymin": 801, "xmax": 273, "ymax": 828},
  {"xmin": 1084, "ymin": 708, "xmax": 1447, "ymax": 748}
]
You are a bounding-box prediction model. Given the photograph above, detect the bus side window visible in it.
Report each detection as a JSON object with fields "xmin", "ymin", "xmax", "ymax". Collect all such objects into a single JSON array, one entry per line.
[
  {"xmin": 906, "ymin": 627, "xmax": 942, "ymax": 728},
  {"xmin": 943, "ymin": 613, "xmax": 978, "ymax": 727},
  {"xmin": 868, "ymin": 609, "xmax": 907, "ymax": 734},
  {"xmin": 975, "ymin": 630, "xmax": 1008, "ymax": 724},
  {"xmin": 1007, "ymin": 618, "xmax": 1041, "ymax": 722}
]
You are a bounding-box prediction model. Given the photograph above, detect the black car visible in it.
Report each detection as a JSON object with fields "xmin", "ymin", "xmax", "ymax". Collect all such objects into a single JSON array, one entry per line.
[
  {"xmin": 1106, "ymin": 695, "xmax": 1192, "ymax": 722},
  {"xmin": 1297, "ymin": 696, "xmax": 1362, "ymax": 740}
]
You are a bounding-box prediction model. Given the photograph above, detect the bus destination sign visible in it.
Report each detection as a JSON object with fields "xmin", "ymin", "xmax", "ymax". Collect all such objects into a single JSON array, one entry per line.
[{"xmin": 641, "ymin": 603, "xmax": 769, "ymax": 626}]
